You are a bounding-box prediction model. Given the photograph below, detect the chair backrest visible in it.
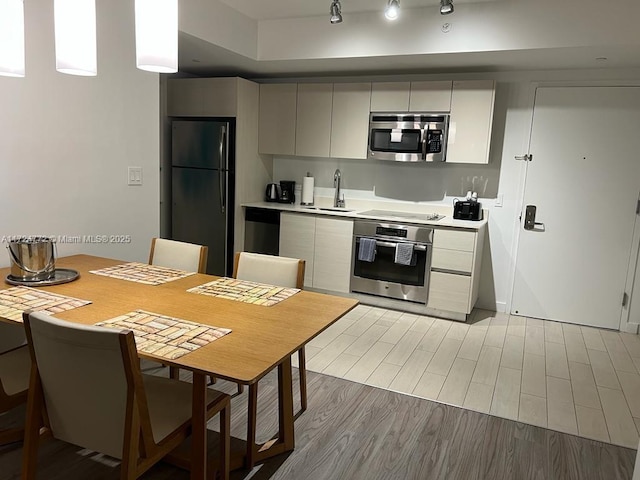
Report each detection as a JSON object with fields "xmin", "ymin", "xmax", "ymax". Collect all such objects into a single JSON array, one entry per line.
[
  {"xmin": 149, "ymin": 237, "xmax": 208, "ymax": 273},
  {"xmin": 24, "ymin": 311, "xmax": 145, "ymax": 459},
  {"xmin": 233, "ymin": 252, "xmax": 305, "ymax": 289}
]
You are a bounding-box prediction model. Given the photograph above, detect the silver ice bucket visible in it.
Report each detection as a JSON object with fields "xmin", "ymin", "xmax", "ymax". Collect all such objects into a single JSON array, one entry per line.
[{"xmin": 7, "ymin": 237, "xmax": 56, "ymax": 281}]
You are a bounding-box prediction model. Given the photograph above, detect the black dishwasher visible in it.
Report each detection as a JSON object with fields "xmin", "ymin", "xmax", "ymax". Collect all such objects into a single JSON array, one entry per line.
[{"xmin": 244, "ymin": 207, "xmax": 280, "ymax": 256}]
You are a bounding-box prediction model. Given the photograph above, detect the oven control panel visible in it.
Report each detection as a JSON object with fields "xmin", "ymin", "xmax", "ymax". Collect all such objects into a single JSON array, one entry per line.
[{"xmin": 375, "ymin": 226, "xmax": 408, "ymax": 238}]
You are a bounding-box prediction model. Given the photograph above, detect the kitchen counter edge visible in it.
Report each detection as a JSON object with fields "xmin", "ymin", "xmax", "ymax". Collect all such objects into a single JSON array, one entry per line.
[{"xmin": 242, "ymin": 202, "xmax": 488, "ymax": 230}]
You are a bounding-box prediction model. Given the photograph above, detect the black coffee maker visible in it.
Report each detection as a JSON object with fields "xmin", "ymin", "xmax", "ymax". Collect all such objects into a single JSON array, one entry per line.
[{"xmin": 279, "ymin": 180, "xmax": 295, "ymax": 204}]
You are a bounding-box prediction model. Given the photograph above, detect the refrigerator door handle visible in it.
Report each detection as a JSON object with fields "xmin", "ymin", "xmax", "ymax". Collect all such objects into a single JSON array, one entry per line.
[{"xmin": 219, "ymin": 125, "xmax": 227, "ymax": 214}]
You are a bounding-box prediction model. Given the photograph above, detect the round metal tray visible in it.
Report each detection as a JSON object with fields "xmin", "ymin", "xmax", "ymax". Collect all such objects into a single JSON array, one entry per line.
[{"xmin": 5, "ymin": 268, "xmax": 80, "ymax": 287}]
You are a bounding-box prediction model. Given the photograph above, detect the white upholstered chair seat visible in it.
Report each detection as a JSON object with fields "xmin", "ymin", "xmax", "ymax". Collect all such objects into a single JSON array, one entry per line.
[
  {"xmin": 232, "ymin": 252, "xmax": 308, "ymax": 411},
  {"xmin": 149, "ymin": 238, "xmax": 208, "ymax": 273},
  {"xmin": 142, "ymin": 374, "xmax": 224, "ymax": 444},
  {"xmin": 0, "ymin": 346, "xmax": 30, "ymax": 396},
  {"xmin": 235, "ymin": 252, "xmax": 301, "ymax": 288},
  {"xmin": 22, "ymin": 311, "xmax": 230, "ymax": 479}
]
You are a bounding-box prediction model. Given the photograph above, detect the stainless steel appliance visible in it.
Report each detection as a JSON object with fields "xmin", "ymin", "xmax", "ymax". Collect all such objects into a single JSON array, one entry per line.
[
  {"xmin": 171, "ymin": 119, "xmax": 235, "ymax": 276},
  {"xmin": 368, "ymin": 113, "xmax": 449, "ymax": 162},
  {"xmin": 351, "ymin": 220, "xmax": 434, "ymax": 303},
  {"xmin": 265, "ymin": 183, "xmax": 280, "ymax": 202},
  {"xmin": 279, "ymin": 180, "xmax": 295, "ymax": 204},
  {"xmin": 244, "ymin": 207, "xmax": 280, "ymax": 256}
]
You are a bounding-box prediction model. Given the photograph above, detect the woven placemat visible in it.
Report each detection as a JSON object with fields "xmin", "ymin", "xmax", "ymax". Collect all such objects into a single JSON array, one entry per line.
[{"xmin": 187, "ymin": 277, "xmax": 300, "ymax": 306}]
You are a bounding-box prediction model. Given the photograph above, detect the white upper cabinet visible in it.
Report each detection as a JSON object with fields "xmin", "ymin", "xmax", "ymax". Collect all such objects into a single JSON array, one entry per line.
[
  {"xmin": 446, "ymin": 80, "xmax": 496, "ymax": 164},
  {"xmin": 371, "ymin": 81, "xmax": 453, "ymax": 112},
  {"xmin": 370, "ymin": 82, "xmax": 410, "ymax": 111},
  {"xmin": 258, "ymin": 83, "xmax": 297, "ymax": 155},
  {"xmin": 295, "ymin": 83, "xmax": 333, "ymax": 157},
  {"xmin": 330, "ymin": 83, "xmax": 372, "ymax": 159},
  {"xmin": 167, "ymin": 78, "xmax": 238, "ymax": 117},
  {"xmin": 409, "ymin": 81, "xmax": 453, "ymax": 112}
]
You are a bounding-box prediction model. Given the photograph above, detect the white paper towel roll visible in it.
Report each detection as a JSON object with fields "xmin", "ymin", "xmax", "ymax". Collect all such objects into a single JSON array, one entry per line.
[{"xmin": 301, "ymin": 176, "xmax": 315, "ymax": 205}]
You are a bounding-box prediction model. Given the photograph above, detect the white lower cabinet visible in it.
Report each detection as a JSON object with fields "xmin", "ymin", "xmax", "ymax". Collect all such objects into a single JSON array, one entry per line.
[
  {"xmin": 313, "ymin": 217, "xmax": 354, "ymax": 293},
  {"xmin": 279, "ymin": 213, "xmax": 316, "ymax": 287},
  {"xmin": 279, "ymin": 213, "xmax": 354, "ymax": 292},
  {"xmin": 427, "ymin": 272, "xmax": 472, "ymax": 314},
  {"xmin": 428, "ymin": 227, "xmax": 485, "ymax": 315}
]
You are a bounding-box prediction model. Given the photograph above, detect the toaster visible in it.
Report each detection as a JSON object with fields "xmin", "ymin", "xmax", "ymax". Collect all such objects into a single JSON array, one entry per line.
[{"xmin": 453, "ymin": 200, "xmax": 483, "ymax": 221}]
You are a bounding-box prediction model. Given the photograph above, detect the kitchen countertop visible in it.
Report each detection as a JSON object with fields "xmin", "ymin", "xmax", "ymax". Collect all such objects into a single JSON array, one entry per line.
[{"xmin": 242, "ymin": 201, "xmax": 488, "ymax": 230}]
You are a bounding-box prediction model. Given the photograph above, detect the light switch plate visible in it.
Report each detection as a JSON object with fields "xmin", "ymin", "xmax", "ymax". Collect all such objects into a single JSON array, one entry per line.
[{"xmin": 128, "ymin": 167, "xmax": 143, "ymax": 186}]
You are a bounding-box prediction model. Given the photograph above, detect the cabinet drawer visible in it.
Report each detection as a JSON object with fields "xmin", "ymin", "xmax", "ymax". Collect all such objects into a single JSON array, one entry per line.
[
  {"xmin": 431, "ymin": 248, "xmax": 473, "ymax": 273},
  {"xmin": 433, "ymin": 229, "xmax": 475, "ymax": 252},
  {"xmin": 427, "ymin": 271, "xmax": 471, "ymax": 314}
]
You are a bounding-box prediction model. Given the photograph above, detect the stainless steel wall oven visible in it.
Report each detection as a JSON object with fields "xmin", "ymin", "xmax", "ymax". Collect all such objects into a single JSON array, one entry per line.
[{"xmin": 350, "ymin": 220, "xmax": 433, "ymax": 303}]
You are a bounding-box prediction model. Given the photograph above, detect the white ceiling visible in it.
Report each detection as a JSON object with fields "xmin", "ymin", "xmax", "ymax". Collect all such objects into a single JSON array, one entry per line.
[
  {"xmin": 217, "ymin": 0, "xmax": 494, "ymax": 21},
  {"xmin": 178, "ymin": 0, "xmax": 640, "ymax": 78}
]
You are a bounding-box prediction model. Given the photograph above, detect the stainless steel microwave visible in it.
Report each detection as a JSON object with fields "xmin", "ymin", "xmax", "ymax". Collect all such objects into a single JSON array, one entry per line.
[{"xmin": 368, "ymin": 113, "xmax": 450, "ymax": 162}]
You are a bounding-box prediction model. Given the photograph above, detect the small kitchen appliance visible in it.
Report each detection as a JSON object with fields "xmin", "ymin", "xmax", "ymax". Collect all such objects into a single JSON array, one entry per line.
[
  {"xmin": 279, "ymin": 180, "xmax": 296, "ymax": 204},
  {"xmin": 265, "ymin": 183, "xmax": 280, "ymax": 202},
  {"xmin": 453, "ymin": 199, "xmax": 483, "ymax": 220}
]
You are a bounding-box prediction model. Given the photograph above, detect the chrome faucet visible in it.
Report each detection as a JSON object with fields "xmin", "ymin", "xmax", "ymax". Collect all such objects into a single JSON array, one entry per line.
[{"xmin": 333, "ymin": 169, "xmax": 345, "ymax": 208}]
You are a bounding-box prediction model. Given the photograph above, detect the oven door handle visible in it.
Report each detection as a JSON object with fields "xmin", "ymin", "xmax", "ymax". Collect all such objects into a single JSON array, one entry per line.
[{"xmin": 357, "ymin": 238, "xmax": 428, "ymax": 252}]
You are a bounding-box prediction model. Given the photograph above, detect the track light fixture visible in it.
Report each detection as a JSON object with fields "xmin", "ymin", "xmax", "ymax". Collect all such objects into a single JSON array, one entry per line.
[
  {"xmin": 384, "ymin": 0, "xmax": 399, "ymax": 20},
  {"xmin": 440, "ymin": 0, "xmax": 454, "ymax": 15},
  {"xmin": 330, "ymin": 0, "xmax": 343, "ymax": 24}
]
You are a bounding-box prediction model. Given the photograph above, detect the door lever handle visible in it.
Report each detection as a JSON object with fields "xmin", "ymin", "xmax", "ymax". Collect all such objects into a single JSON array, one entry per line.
[{"xmin": 523, "ymin": 205, "xmax": 545, "ymax": 231}]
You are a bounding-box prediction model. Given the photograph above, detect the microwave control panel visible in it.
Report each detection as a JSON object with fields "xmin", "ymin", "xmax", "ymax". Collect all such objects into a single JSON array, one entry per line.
[{"xmin": 426, "ymin": 129, "xmax": 443, "ymax": 153}]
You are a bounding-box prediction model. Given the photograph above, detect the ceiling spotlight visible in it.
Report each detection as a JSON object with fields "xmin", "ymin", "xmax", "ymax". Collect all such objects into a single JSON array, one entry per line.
[
  {"xmin": 384, "ymin": 0, "xmax": 400, "ymax": 20},
  {"xmin": 330, "ymin": 0, "xmax": 343, "ymax": 24},
  {"xmin": 440, "ymin": 0, "xmax": 454, "ymax": 15}
]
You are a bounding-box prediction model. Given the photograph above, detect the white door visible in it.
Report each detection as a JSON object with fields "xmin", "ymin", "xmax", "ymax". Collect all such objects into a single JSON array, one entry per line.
[{"xmin": 511, "ymin": 86, "xmax": 640, "ymax": 329}]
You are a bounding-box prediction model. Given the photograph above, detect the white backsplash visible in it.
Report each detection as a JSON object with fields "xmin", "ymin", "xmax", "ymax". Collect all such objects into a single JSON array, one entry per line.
[{"xmin": 273, "ymin": 155, "xmax": 500, "ymax": 212}]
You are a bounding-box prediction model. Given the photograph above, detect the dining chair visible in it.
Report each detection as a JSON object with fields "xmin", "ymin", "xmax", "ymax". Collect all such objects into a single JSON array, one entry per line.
[
  {"xmin": 233, "ymin": 252, "xmax": 307, "ymax": 410},
  {"xmin": 21, "ymin": 311, "xmax": 230, "ymax": 480},
  {"xmin": 0, "ymin": 341, "xmax": 31, "ymax": 445},
  {"xmin": 149, "ymin": 237, "xmax": 208, "ymax": 379},
  {"xmin": 148, "ymin": 237, "xmax": 208, "ymax": 274}
]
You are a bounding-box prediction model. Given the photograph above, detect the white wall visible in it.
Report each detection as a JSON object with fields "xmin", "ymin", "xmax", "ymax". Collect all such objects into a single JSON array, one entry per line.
[
  {"xmin": 0, "ymin": 0, "xmax": 159, "ymax": 266},
  {"xmin": 272, "ymin": 68, "xmax": 640, "ymax": 313}
]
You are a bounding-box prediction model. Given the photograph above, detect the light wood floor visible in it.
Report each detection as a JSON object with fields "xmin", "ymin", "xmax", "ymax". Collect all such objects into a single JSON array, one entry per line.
[
  {"xmin": 0, "ymin": 366, "xmax": 636, "ymax": 480},
  {"xmin": 299, "ymin": 305, "xmax": 640, "ymax": 449}
]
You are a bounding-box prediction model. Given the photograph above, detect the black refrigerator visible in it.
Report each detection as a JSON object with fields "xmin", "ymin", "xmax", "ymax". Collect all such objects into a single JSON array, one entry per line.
[{"xmin": 170, "ymin": 119, "xmax": 235, "ymax": 276}]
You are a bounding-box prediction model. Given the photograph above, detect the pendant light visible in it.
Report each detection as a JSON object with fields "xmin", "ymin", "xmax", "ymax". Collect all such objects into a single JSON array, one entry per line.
[
  {"xmin": 384, "ymin": 0, "xmax": 400, "ymax": 20},
  {"xmin": 330, "ymin": 0, "xmax": 343, "ymax": 24},
  {"xmin": 135, "ymin": 0, "xmax": 178, "ymax": 73},
  {"xmin": 0, "ymin": 0, "xmax": 26, "ymax": 77},
  {"xmin": 54, "ymin": 0, "xmax": 97, "ymax": 76},
  {"xmin": 440, "ymin": 0, "xmax": 454, "ymax": 15}
]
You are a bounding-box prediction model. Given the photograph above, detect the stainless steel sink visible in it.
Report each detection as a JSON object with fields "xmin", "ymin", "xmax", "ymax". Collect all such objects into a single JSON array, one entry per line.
[{"xmin": 301, "ymin": 206, "xmax": 354, "ymax": 213}]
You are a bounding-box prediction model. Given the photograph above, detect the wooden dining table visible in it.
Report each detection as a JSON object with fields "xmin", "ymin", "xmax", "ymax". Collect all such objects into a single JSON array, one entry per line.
[{"xmin": 0, "ymin": 254, "xmax": 358, "ymax": 479}]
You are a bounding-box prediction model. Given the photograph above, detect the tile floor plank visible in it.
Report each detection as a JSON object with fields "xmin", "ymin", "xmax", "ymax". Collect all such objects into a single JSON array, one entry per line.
[
  {"xmin": 545, "ymin": 342, "xmax": 570, "ymax": 380},
  {"xmin": 525, "ymin": 325, "xmax": 546, "ymax": 356},
  {"xmin": 501, "ymin": 334, "xmax": 525, "ymax": 370},
  {"xmin": 344, "ymin": 324, "xmax": 389, "ymax": 357},
  {"xmin": 366, "ymin": 362, "xmax": 402, "ymax": 389},
  {"xmin": 568, "ymin": 361, "xmax": 602, "ymax": 410},
  {"xmin": 521, "ymin": 353, "xmax": 547, "ymax": 398},
  {"xmin": 519, "ymin": 392, "xmax": 547, "ymax": 428},
  {"xmin": 588, "ymin": 349, "xmax": 622, "ymax": 390},
  {"xmin": 384, "ymin": 329, "xmax": 426, "ymax": 366},
  {"xmin": 620, "ymin": 332, "xmax": 640, "ymax": 358},
  {"xmin": 437, "ymin": 357, "xmax": 476, "ymax": 406},
  {"xmin": 416, "ymin": 319, "xmax": 451, "ymax": 352},
  {"xmin": 323, "ymin": 352, "xmax": 362, "ymax": 377},
  {"xmin": 426, "ymin": 337, "xmax": 463, "ymax": 377},
  {"xmin": 616, "ymin": 370, "xmax": 640, "ymax": 418},
  {"xmin": 484, "ymin": 324, "xmax": 507, "ymax": 348},
  {"xmin": 413, "ymin": 371, "xmax": 447, "ymax": 400},
  {"xmin": 564, "ymin": 332, "xmax": 590, "ymax": 365},
  {"xmin": 546, "ymin": 376, "xmax": 578, "ymax": 435},
  {"xmin": 471, "ymin": 345, "xmax": 503, "ymax": 386},
  {"xmin": 343, "ymin": 341, "xmax": 395, "ymax": 383},
  {"xmin": 490, "ymin": 367, "xmax": 522, "ymax": 420},
  {"xmin": 307, "ymin": 334, "xmax": 359, "ymax": 372},
  {"xmin": 457, "ymin": 327, "xmax": 487, "ymax": 362},
  {"xmin": 388, "ymin": 349, "xmax": 435, "ymax": 395},
  {"xmin": 463, "ymin": 382, "xmax": 495, "ymax": 414},
  {"xmin": 575, "ymin": 405, "xmax": 611, "ymax": 443},
  {"xmin": 581, "ymin": 327, "xmax": 607, "ymax": 352},
  {"xmin": 598, "ymin": 386, "xmax": 639, "ymax": 448},
  {"xmin": 544, "ymin": 321, "xmax": 565, "ymax": 345}
]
